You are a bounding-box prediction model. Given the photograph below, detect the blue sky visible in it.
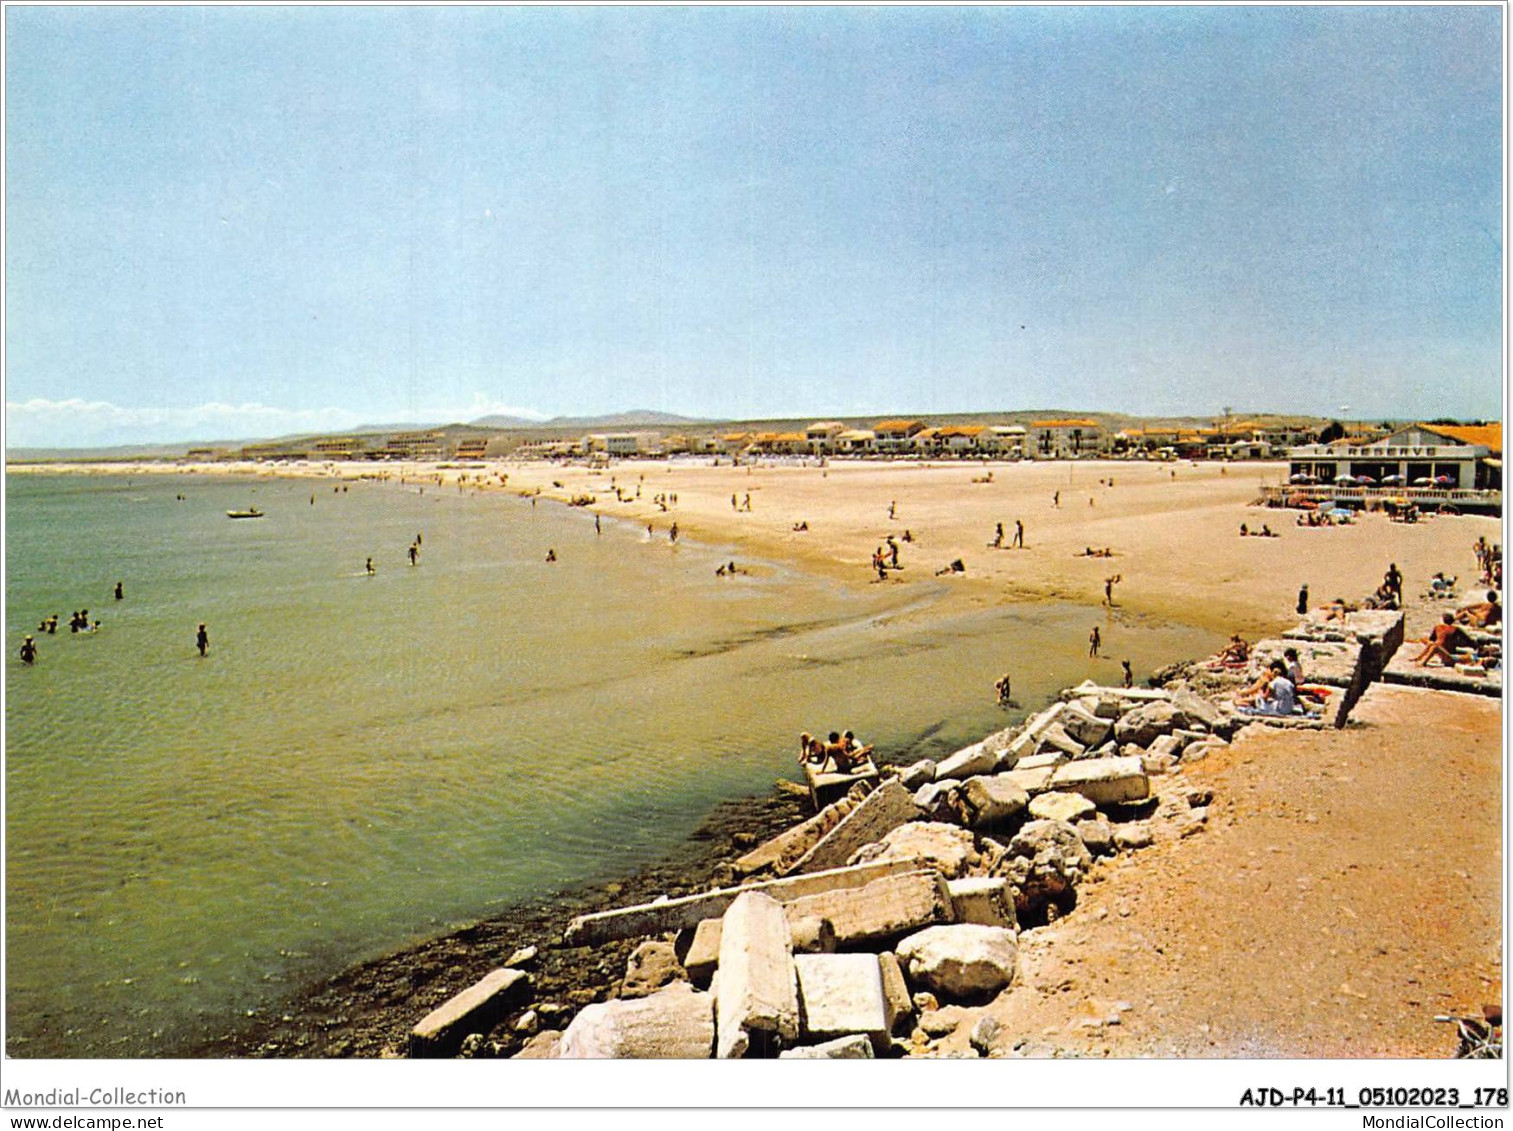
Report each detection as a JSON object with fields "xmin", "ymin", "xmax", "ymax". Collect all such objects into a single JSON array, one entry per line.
[{"xmin": 4, "ymin": 6, "xmax": 1503, "ymax": 448}]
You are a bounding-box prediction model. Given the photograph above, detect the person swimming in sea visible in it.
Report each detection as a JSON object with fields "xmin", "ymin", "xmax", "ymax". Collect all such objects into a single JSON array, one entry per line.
[
  {"xmin": 114, "ymin": 581, "xmax": 124, "ymax": 601},
  {"xmin": 19, "ymin": 636, "xmax": 37, "ymax": 665},
  {"xmin": 196, "ymin": 623, "xmax": 209, "ymax": 657}
]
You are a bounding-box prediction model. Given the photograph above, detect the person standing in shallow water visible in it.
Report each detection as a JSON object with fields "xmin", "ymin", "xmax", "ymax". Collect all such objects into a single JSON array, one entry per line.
[
  {"xmin": 195, "ymin": 624, "xmax": 209, "ymax": 657},
  {"xmin": 114, "ymin": 581, "xmax": 123, "ymax": 601},
  {"xmin": 1089, "ymin": 626, "xmax": 1101, "ymax": 658},
  {"xmin": 19, "ymin": 636, "xmax": 37, "ymax": 665}
]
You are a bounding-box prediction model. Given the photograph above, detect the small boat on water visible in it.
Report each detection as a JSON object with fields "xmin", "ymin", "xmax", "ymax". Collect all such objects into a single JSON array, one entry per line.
[{"xmin": 226, "ymin": 507, "xmax": 264, "ymax": 519}]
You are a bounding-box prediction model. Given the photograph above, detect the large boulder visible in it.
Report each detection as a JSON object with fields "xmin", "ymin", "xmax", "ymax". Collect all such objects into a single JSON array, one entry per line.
[
  {"xmin": 1059, "ymin": 701, "xmax": 1114, "ymax": 748},
  {"xmin": 1028, "ymin": 791, "xmax": 1095, "ymax": 824},
  {"xmin": 1171, "ymin": 690, "xmax": 1225, "ymax": 731},
  {"xmin": 897, "ymin": 759, "xmax": 937, "ymax": 790},
  {"xmin": 993, "ymin": 819, "xmax": 1093, "ymax": 918},
  {"xmin": 849, "ymin": 821, "xmax": 983, "ymax": 878},
  {"xmin": 934, "ymin": 739, "xmax": 1002, "ymax": 781},
  {"xmin": 1049, "ymin": 756, "xmax": 1150, "ymax": 807},
  {"xmin": 557, "ymin": 982, "xmax": 715, "ymax": 1058},
  {"xmin": 958, "ymin": 774, "xmax": 1030, "ymax": 828},
  {"xmin": 913, "ymin": 780, "xmax": 962, "ymax": 822},
  {"xmin": 895, "ymin": 924, "xmax": 1019, "ymax": 1000},
  {"xmin": 620, "ymin": 940, "xmax": 686, "ymax": 999},
  {"xmin": 1033, "ymin": 721, "xmax": 1086, "ymax": 760},
  {"xmin": 946, "ymin": 876, "xmax": 1017, "ymax": 929},
  {"xmin": 714, "ymin": 891, "xmax": 799, "ymax": 1058},
  {"xmin": 1113, "ymin": 701, "xmax": 1181, "ymax": 747},
  {"xmin": 793, "ymin": 953, "xmax": 889, "ymax": 1048},
  {"xmin": 777, "ymin": 1034, "xmax": 875, "ymax": 1059}
]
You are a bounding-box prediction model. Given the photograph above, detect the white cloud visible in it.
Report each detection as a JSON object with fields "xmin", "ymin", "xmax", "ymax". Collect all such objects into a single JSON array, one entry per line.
[{"xmin": 4, "ymin": 394, "xmax": 547, "ymax": 449}]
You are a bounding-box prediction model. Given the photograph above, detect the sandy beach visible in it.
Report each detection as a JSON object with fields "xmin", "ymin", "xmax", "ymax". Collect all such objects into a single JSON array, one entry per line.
[
  {"xmin": 25, "ymin": 456, "xmax": 1499, "ymax": 639},
  {"xmin": 13, "ymin": 455, "xmax": 1501, "ymax": 1059}
]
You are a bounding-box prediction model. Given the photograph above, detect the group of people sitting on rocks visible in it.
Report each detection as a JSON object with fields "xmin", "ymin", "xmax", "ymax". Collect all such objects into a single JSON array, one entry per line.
[
  {"xmin": 1234, "ymin": 646, "xmax": 1326, "ymax": 717},
  {"xmin": 797, "ymin": 730, "xmax": 874, "ymax": 774}
]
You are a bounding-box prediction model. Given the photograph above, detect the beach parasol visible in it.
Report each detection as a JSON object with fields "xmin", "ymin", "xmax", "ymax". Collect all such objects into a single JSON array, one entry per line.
[
  {"xmin": 1354, "ymin": 475, "xmax": 1376, "ymax": 485},
  {"xmin": 1333, "ymin": 475, "xmax": 1356, "ymax": 485},
  {"xmin": 1381, "ymin": 474, "xmax": 1405, "ymax": 485},
  {"xmin": 1434, "ymin": 475, "xmax": 1454, "ymax": 485},
  {"xmin": 1289, "ymin": 473, "xmax": 1317, "ymax": 484},
  {"xmin": 1412, "ymin": 477, "xmax": 1434, "ymax": 485}
]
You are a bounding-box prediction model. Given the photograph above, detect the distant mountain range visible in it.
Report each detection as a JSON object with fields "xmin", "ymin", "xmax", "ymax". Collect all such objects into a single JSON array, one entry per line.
[{"xmin": 470, "ymin": 410, "xmax": 705, "ymax": 429}]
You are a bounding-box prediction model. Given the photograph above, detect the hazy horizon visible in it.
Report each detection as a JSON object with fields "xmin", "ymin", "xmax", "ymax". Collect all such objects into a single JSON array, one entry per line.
[{"xmin": 5, "ymin": 6, "xmax": 1503, "ymax": 449}]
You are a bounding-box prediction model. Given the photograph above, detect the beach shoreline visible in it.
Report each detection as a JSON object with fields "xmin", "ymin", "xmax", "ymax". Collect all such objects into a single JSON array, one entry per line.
[{"xmin": 8, "ymin": 457, "xmax": 1501, "ymax": 1058}]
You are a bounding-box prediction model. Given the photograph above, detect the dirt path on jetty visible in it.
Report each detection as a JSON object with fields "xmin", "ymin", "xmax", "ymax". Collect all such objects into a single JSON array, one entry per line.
[{"xmin": 961, "ymin": 683, "xmax": 1502, "ymax": 1058}]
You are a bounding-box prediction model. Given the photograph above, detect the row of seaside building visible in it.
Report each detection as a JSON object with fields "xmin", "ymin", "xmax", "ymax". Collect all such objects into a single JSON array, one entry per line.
[{"xmin": 204, "ymin": 418, "xmax": 1501, "ymax": 492}]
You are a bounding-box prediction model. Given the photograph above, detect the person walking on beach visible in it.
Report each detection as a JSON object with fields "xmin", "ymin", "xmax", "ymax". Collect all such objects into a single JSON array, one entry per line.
[
  {"xmin": 888, "ymin": 500, "xmax": 897, "ymax": 520},
  {"xmin": 595, "ymin": 514, "xmax": 602, "ymax": 535},
  {"xmin": 731, "ymin": 494, "xmax": 738, "ymax": 511},
  {"xmin": 742, "ymin": 493, "xmax": 752, "ymax": 512},
  {"xmin": 1297, "ymin": 584, "xmax": 1309, "ymax": 615},
  {"xmin": 887, "ymin": 537, "xmax": 899, "ymax": 569},
  {"xmin": 1088, "ymin": 626, "xmax": 1101, "ymax": 658},
  {"xmin": 114, "ymin": 581, "xmax": 124, "ymax": 601},
  {"xmin": 670, "ymin": 522, "xmax": 679, "ymax": 543},
  {"xmin": 196, "ymin": 623, "xmax": 209, "ymax": 657},
  {"xmin": 1104, "ymin": 576, "xmax": 1115, "ymax": 606},
  {"xmin": 994, "ymin": 673, "xmax": 1012, "ymax": 706},
  {"xmin": 1053, "ymin": 491, "xmax": 1060, "ymax": 508},
  {"xmin": 1121, "ymin": 660, "xmax": 1133, "ymax": 688},
  {"xmin": 992, "ymin": 522, "xmax": 1004, "ymax": 548},
  {"xmin": 408, "ymin": 542, "xmax": 419, "ymax": 566},
  {"xmin": 19, "ymin": 636, "xmax": 37, "ymax": 665},
  {"xmin": 1013, "ymin": 520, "xmax": 1024, "ymax": 549}
]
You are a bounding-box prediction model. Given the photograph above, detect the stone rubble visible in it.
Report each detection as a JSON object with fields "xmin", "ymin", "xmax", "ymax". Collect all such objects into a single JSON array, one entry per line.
[{"xmin": 407, "ymin": 615, "xmax": 1423, "ymax": 1058}]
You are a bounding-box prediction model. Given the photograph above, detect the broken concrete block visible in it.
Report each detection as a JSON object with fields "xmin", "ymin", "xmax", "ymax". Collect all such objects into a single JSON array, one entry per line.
[
  {"xmin": 621, "ymin": 939, "xmax": 686, "ymax": 999},
  {"xmin": 733, "ymin": 793, "xmax": 857, "ymax": 876},
  {"xmin": 1113, "ymin": 822, "xmax": 1154, "ymax": 851},
  {"xmin": 898, "ymin": 759, "xmax": 937, "ymax": 790},
  {"xmin": 783, "ymin": 869, "xmax": 954, "ymax": 944},
  {"xmin": 1146, "ymin": 733, "xmax": 1184, "ymax": 761},
  {"xmin": 934, "ymin": 740, "xmax": 1001, "ymax": 781},
  {"xmin": 1141, "ymin": 751, "xmax": 1177, "ymax": 776},
  {"xmin": 794, "ymin": 953, "xmax": 889, "ymax": 1049},
  {"xmin": 1050, "ymin": 756, "xmax": 1150, "ymax": 806},
  {"xmin": 896, "ymin": 924, "xmax": 1019, "ymax": 1000},
  {"xmin": 788, "ymin": 779, "xmax": 922, "ymax": 875},
  {"xmin": 1033, "ymin": 721, "xmax": 1086, "ymax": 760},
  {"xmin": 946, "ymin": 876, "xmax": 1017, "ymax": 929},
  {"xmin": 787, "ymin": 915, "xmax": 838, "ymax": 955},
  {"xmin": 1028, "ymin": 791, "xmax": 1095, "ymax": 824},
  {"xmin": 715, "ymin": 891, "xmax": 799, "ymax": 1058},
  {"xmin": 678, "ymin": 918, "xmax": 722, "ymax": 988},
  {"xmin": 877, "ymin": 952, "xmax": 913, "ymax": 1034},
  {"xmin": 777, "ymin": 1034, "xmax": 875, "ymax": 1059},
  {"xmin": 1012, "ymin": 751, "xmax": 1064, "ymax": 772},
  {"xmin": 850, "ymin": 820, "xmax": 983, "ymax": 878},
  {"xmin": 564, "ymin": 857, "xmax": 923, "ymax": 945},
  {"xmin": 959, "ymin": 774, "xmax": 1030, "ymax": 827},
  {"xmin": 913, "ymin": 779, "xmax": 962, "ymax": 821},
  {"xmin": 558, "ymin": 982, "xmax": 714, "ymax": 1059},
  {"xmin": 1076, "ymin": 815, "xmax": 1114, "ymax": 856},
  {"xmin": 409, "ymin": 967, "xmax": 531, "ymax": 1058},
  {"xmin": 1059, "ymin": 700, "xmax": 1114, "ymax": 747},
  {"xmin": 1113, "ymin": 701, "xmax": 1181, "ymax": 746},
  {"xmin": 1002, "ymin": 765, "xmax": 1056, "ymax": 795}
]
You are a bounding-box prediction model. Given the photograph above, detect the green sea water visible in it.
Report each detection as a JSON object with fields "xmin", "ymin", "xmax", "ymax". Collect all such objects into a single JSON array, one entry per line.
[{"xmin": 4, "ymin": 471, "xmax": 1219, "ymax": 1056}]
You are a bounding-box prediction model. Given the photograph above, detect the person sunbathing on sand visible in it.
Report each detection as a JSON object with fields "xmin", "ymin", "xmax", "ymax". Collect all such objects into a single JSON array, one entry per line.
[
  {"xmin": 1320, "ymin": 598, "xmax": 1358, "ymax": 622},
  {"xmin": 1456, "ymin": 591, "xmax": 1502, "ymax": 628},
  {"xmin": 1413, "ymin": 614, "xmax": 1471, "ymax": 667},
  {"xmin": 1219, "ymin": 634, "xmax": 1250, "ymax": 664}
]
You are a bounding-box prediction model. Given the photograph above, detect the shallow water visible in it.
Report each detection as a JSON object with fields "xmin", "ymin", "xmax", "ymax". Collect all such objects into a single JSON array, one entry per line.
[{"xmin": 5, "ymin": 472, "xmax": 1219, "ymax": 1056}]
